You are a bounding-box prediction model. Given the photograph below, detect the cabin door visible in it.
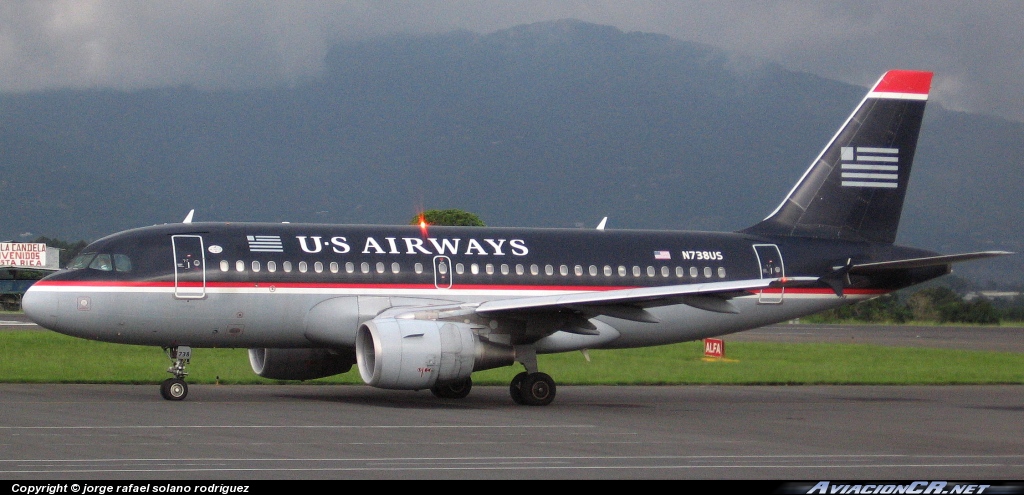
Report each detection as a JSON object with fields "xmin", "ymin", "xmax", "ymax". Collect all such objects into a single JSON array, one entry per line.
[
  {"xmin": 172, "ymin": 235, "xmax": 206, "ymax": 299},
  {"xmin": 753, "ymin": 244, "xmax": 784, "ymax": 304}
]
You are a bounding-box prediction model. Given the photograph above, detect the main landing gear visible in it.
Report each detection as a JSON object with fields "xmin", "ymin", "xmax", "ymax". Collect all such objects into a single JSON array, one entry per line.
[
  {"xmin": 430, "ymin": 377, "xmax": 473, "ymax": 399},
  {"xmin": 509, "ymin": 371, "xmax": 556, "ymax": 406},
  {"xmin": 161, "ymin": 346, "xmax": 192, "ymax": 401},
  {"xmin": 508, "ymin": 347, "xmax": 556, "ymax": 406},
  {"xmin": 429, "ymin": 346, "xmax": 558, "ymax": 406}
]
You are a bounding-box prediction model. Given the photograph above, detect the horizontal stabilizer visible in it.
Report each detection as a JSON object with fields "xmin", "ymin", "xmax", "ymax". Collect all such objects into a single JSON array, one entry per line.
[{"xmin": 849, "ymin": 251, "xmax": 1013, "ymax": 274}]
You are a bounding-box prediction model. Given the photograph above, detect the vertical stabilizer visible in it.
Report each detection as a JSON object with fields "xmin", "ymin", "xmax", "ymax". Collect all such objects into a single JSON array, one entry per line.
[{"xmin": 741, "ymin": 70, "xmax": 933, "ymax": 244}]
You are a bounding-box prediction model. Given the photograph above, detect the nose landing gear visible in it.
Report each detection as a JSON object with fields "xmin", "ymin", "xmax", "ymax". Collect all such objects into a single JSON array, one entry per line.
[{"xmin": 161, "ymin": 346, "xmax": 191, "ymax": 401}]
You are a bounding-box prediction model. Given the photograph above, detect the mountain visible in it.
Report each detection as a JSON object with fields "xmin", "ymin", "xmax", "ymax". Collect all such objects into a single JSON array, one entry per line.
[{"xmin": 1, "ymin": 20, "xmax": 1021, "ymax": 285}]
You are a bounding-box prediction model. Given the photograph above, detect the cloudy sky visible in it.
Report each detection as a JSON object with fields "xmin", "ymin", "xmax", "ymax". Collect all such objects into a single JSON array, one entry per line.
[{"xmin": 2, "ymin": 1, "xmax": 1022, "ymax": 123}]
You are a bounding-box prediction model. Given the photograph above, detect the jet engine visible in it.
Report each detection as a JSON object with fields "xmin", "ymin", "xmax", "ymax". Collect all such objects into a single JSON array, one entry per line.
[
  {"xmin": 356, "ymin": 318, "xmax": 515, "ymax": 390},
  {"xmin": 248, "ymin": 347, "xmax": 356, "ymax": 380}
]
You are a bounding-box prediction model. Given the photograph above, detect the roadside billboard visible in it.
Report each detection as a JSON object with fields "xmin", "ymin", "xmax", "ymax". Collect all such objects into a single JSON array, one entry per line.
[{"xmin": 0, "ymin": 243, "xmax": 60, "ymax": 270}]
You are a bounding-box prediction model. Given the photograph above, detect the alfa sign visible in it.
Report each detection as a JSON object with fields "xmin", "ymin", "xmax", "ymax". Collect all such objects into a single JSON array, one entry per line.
[{"xmin": 703, "ymin": 338, "xmax": 724, "ymax": 358}]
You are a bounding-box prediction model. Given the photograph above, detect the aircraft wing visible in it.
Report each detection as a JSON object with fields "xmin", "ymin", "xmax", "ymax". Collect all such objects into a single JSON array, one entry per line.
[{"xmin": 472, "ymin": 278, "xmax": 781, "ymax": 322}]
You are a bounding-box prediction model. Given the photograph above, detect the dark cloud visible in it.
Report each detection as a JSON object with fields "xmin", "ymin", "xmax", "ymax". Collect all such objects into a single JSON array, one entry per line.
[{"xmin": 1, "ymin": 1, "xmax": 1021, "ymax": 122}]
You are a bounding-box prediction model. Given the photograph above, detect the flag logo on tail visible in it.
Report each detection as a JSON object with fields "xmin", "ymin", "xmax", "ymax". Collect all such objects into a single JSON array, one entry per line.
[
  {"xmin": 840, "ymin": 147, "xmax": 899, "ymax": 188},
  {"xmin": 248, "ymin": 235, "xmax": 284, "ymax": 252}
]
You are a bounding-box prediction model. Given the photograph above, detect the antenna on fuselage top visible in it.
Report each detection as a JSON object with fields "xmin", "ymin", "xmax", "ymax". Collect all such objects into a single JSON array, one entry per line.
[
  {"xmin": 183, "ymin": 209, "xmax": 194, "ymax": 223},
  {"xmin": 596, "ymin": 217, "xmax": 607, "ymax": 230}
]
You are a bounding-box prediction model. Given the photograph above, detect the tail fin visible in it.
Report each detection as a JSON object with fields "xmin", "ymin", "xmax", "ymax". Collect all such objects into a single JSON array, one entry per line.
[{"xmin": 741, "ymin": 70, "xmax": 933, "ymax": 244}]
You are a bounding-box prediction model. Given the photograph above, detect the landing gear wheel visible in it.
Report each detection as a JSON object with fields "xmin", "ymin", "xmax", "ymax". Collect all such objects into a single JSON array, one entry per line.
[
  {"xmin": 509, "ymin": 372, "xmax": 529, "ymax": 405},
  {"xmin": 430, "ymin": 377, "xmax": 473, "ymax": 399},
  {"xmin": 519, "ymin": 372, "xmax": 556, "ymax": 406},
  {"xmin": 160, "ymin": 378, "xmax": 188, "ymax": 401},
  {"xmin": 161, "ymin": 345, "xmax": 191, "ymax": 401}
]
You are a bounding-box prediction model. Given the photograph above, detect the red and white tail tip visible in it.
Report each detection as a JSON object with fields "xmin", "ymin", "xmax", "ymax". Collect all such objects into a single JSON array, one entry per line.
[{"xmin": 869, "ymin": 70, "xmax": 933, "ymax": 100}]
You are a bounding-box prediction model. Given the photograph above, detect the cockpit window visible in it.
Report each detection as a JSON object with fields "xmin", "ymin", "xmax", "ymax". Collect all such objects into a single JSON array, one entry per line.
[
  {"xmin": 114, "ymin": 254, "xmax": 132, "ymax": 272},
  {"xmin": 67, "ymin": 252, "xmax": 97, "ymax": 270},
  {"xmin": 89, "ymin": 254, "xmax": 113, "ymax": 271}
]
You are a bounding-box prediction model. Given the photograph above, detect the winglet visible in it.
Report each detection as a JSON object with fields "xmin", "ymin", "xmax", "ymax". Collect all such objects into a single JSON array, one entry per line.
[
  {"xmin": 596, "ymin": 217, "xmax": 607, "ymax": 230},
  {"xmin": 183, "ymin": 209, "xmax": 194, "ymax": 223}
]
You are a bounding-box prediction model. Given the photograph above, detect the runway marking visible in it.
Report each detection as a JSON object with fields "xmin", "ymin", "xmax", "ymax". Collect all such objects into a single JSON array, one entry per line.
[
  {"xmin": 0, "ymin": 424, "xmax": 595, "ymax": 430},
  {"xmin": 2, "ymin": 454, "xmax": 1022, "ymax": 463},
  {"xmin": 2, "ymin": 455, "xmax": 1022, "ymax": 475},
  {"xmin": 0, "ymin": 460, "xmax": 1020, "ymax": 474}
]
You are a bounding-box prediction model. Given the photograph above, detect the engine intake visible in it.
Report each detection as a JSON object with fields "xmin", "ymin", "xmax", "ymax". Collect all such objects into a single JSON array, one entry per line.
[{"xmin": 356, "ymin": 318, "xmax": 514, "ymax": 390}]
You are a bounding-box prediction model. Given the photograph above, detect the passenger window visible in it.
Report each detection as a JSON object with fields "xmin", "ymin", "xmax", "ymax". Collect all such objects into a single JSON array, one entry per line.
[
  {"xmin": 330, "ymin": 262, "xmax": 338, "ymax": 273},
  {"xmin": 559, "ymin": 265, "xmax": 568, "ymax": 276},
  {"xmin": 283, "ymin": 261, "xmax": 292, "ymax": 273},
  {"xmin": 516, "ymin": 264, "xmax": 525, "ymax": 275},
  {"xmin": 604, "ymin": 265, "xmax": 612, "ymax": 276},
  {"xmin": 376, "ymin": 262, "xmax": 385, "ymax": 274},
  {"xmin": 391, "ymin": 262, "xmax": 400, "ymax": 274},
  {"xmin": 360, "ymin": 262, "xmax": 370, "ymax": 274},
  {"xmin": 456, "ymin": 263, "xmax": 465, "ymax": 275},
  {"xmin": 545, "ymin": 265, "xmax": 554, "ymax": 276},
  {"xmin": 252, "ymin": 261, "xmax": 261, "ymax": 272},
  {"xmin": 471, "ymin": 263, "xmax": 479, "ymax": 275},
  {"xmin": 500, "ymin": 264, "xmax": 509, "ymax": 275},
  {"xmin": 676, "ymin": 267, "xmax": 684, "ymax": 278},
  {"xmin": 414, "ymin": 262, "xmax": 423, "ymax": 274},
  {"xmin": 299, "ymin": 261, "xmax": 308, "ymax": 273},
  {"xmin": 113, "ymin": 254, "xmax": 132, "ymax": 272},
  {"xmin": 235, "ymin": 260, "xmax": 245, "ymax": 272},
  {"xmin": 632, "ymin": 266, "xmax": 641, "ymax": 277},
  {"xmin": 690, "ymin": 267, "xmax": 698, "ymax": 278},
  {"xmin": 314, "ymin": 261, "xmax": 323, "ymax": 273},
  {"xmin": 346, "ymin": 262, "xmax": 355, "ymax": 273},
  {"xmin": 220, "ymin": 260, "xmax": 229, "ymax": 272},
  {"xmin": 718, "ymin": 267, "xmax": 727, "ymax": 278},
  {"xmin": 661, "ymin": 266, "xmax": 669, "ymax": 277},
  {"xmin": 574, "ymin": 265, "xmax": 583, "ymax": 276},
  {"xmin": 530, "ymin": 264, "xmax": 539, "ymax": 275},
  {"xmin": 486, "ymin": 264, "xmax": 494, "ymax": 275},
  {"xmin": 268, "ymin": 261, "xmax": 277, "ymax": 272},
  {"xmin": 90, "ymin": 254, "xmax": 113, "ymax": 271},
  {"xmin": 618, "ymin": 266, "xmax": 627, "ymax": 276},
  {"xmin": 704, "ymin": 267, "xmax": 712, "ymax": 278},
  {"xmin": 646, "ymin": 266, "xmax": 655, "ymax": 277}
]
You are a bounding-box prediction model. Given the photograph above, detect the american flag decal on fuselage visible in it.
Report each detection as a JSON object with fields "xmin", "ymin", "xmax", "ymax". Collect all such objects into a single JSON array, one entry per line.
[
  {"xmin": 247, "ymin": 235, "xmax": 284, "ymax": 252},
  {"xmin": 840, "ymin": 146, "xmax": 899, "ymax": 188}
]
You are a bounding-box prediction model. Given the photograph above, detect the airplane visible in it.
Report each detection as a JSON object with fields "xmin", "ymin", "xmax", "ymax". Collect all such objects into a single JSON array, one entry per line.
[{"xmin": 21, "ymin": 69, "xmax": 1011, "ymax": 406}]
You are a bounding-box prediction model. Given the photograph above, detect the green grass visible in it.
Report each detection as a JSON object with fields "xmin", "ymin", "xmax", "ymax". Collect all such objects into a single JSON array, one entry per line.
[{"xmin": 2, "ymin": 331, "xmax": 1023, "ymax": 385}]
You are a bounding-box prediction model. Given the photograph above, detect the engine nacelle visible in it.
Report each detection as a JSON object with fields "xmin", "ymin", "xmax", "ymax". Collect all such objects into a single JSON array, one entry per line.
[
  {"xmin": 356, "ymin": 318, "xmax": 515, "ymax": 390},
  {"xmin": 248, "ymin": 348, "xmax": 355, "ymax": 381}
]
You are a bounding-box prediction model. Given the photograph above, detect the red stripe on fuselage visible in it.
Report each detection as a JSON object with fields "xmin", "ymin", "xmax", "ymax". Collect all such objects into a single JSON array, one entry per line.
[{"xmin": 31, "ymin": 279, "xmax": 889, "ymax": 296}]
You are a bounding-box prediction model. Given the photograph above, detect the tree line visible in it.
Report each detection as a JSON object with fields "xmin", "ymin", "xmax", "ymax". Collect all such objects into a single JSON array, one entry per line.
[{"xmin": 804, "ymin": 286, "xmax": 1024, "ymax": 325}]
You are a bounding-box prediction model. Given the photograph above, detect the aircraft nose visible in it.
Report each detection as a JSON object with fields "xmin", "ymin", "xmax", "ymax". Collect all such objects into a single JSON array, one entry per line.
[{"xmin": 21, "ymin": 285, "xmax": 58, "ymax": 330}]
